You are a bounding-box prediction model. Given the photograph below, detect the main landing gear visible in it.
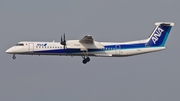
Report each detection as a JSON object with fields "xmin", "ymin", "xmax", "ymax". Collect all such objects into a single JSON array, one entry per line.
[
  {"xmin": 12, "ymin": 54, "xmax": 16, "ymax": 59},
  {"xmin": 82, "ymin": 50, "xmax": 90, "ymax": 64},
  {"xmin": 82, "ymin": 56, "xmax": 90, "ymax": 64}
]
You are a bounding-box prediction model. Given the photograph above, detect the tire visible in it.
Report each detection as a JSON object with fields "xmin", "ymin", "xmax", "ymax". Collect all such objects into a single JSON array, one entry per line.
[{"xmin": 82, "ymin": 59, "xmax": 87, "ymax": 64}]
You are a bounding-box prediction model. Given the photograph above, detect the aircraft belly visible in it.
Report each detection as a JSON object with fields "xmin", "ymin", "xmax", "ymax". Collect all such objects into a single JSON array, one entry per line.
[{"xmin": 119, "ymin": 47, "xmax": 166, "ymax": 56}]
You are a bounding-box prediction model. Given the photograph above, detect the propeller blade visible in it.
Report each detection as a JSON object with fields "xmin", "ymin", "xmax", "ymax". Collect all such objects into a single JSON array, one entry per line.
[
  {"xmin": 60, "ymin": 33, "xmax": 67, "ymax": 48},
  {"xmin": 63, "ymin": 33, "xmax": 66, "ymax": 45},
  {"xmin": 64, "ymin": 33, "xmax": 66, "ymax": 43}
]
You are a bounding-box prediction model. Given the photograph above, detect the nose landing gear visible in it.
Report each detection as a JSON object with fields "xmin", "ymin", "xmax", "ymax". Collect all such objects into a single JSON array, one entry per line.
[{"xmin": 12, "ymin": 54, "xmax": 16, "ymax": 59}]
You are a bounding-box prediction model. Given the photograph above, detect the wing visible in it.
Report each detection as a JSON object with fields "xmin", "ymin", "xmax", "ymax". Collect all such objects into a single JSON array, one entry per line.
[
  {"xmin": 79, "ymin": 35, "xmax": 104, "ymax": 49},
  {"xmin": 79, "ymin": 35, "xmax": 94, "ymax": 44}
]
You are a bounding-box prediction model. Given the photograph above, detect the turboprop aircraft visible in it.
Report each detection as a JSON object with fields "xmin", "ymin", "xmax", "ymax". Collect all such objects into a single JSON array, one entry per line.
[{"xmin": 6, "ymin": 22, "xmax": 174, "ymax": 64}]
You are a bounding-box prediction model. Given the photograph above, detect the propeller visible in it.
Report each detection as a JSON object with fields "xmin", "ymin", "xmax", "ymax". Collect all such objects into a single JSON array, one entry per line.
[{"xmin": 60, "ymin": 33, "xmax": 66, "ymax": 49}]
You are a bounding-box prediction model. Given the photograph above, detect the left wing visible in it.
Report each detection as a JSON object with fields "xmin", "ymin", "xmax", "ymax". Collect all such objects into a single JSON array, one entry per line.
[{"xmin": 79, "ymin": 35, "xmax": 94, "ymax": 44}]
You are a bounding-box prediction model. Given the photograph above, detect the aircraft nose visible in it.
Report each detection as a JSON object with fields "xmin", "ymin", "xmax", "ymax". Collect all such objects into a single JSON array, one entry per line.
[{"xmin": 6, "ymin": 48, "xmax": 14, "ymax": 54}]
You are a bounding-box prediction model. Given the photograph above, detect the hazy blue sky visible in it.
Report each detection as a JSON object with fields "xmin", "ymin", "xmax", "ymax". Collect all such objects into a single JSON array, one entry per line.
[{"xmin": 1, "ymin": 0, "xmax": 180, "ymax": 101}]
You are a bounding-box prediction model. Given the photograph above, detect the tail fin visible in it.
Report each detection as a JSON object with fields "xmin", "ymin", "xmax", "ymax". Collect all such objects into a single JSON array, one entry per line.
[{"xmin": 146, "ymin": 22, "xmax": 174, "ymax": 47}]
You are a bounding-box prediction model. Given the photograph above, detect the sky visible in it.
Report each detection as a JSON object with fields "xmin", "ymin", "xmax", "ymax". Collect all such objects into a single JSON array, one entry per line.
[{"xmin": 0, "ymin": 0, "xmax": 180, "ymax": 101}]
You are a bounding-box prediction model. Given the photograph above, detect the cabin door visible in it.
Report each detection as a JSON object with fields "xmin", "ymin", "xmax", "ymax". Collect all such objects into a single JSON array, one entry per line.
[
  {"xmin": 29, "ymin": 43, "xmax": 34, "ymax": 53},
  {"xmin": 115, "ymin": 45, "xmax": 120, "ymax": 54}
]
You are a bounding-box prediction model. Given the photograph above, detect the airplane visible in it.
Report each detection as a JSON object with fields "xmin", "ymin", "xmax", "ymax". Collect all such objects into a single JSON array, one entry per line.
[{"xmin": 6, "ymin": 22, "xmax": 174, "ymax": 64}]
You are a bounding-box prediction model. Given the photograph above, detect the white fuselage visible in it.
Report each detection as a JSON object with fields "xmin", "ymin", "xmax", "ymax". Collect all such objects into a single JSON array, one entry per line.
[{"xmin": 6, "ymin": 40, "xmax": 166, "ymax": 57}]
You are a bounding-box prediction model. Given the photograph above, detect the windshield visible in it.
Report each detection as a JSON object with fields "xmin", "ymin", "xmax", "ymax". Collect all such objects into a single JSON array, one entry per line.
[{"xmin": 15, "ymin": 43, "xmax": 24, "ymax": 46}]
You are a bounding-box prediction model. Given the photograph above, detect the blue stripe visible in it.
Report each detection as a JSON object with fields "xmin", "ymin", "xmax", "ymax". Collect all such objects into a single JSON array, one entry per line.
[{"xmin": 34, "ymin": 43, "xmax": 148, "ymax": 54}]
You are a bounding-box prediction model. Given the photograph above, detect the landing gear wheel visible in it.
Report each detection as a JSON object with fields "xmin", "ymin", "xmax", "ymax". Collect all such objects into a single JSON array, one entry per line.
[
  {"xmin": 81, "ymin": 50, "xmax": 90, "ymax": 64},
  {"xmin": 86, "ymin": 57, "xmax": 90, "ymax": 62},
  {"xmin": 12, "ymin": 55, "xmax": 16, "ymax": 59},
  {"xmin": 82, "ymin": 59, "xmax": 87, "ymax": 64}
]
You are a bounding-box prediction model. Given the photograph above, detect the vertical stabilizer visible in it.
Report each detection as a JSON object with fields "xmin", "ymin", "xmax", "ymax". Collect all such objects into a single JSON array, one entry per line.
[{"xmin": 146, "ymin": 22, "xmax": 174, "ymax": 47}]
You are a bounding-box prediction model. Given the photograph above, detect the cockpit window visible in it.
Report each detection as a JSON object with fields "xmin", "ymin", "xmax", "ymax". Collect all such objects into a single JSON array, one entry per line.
[{"xmin": 16, "ymin": 43, "xmax": 24, "ymax": 46}]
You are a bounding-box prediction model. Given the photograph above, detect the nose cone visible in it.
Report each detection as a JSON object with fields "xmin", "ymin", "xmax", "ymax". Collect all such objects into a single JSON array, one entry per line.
[{"xmin": 6, "ymin": 48, "xmax": 14, "ymax": 54}]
